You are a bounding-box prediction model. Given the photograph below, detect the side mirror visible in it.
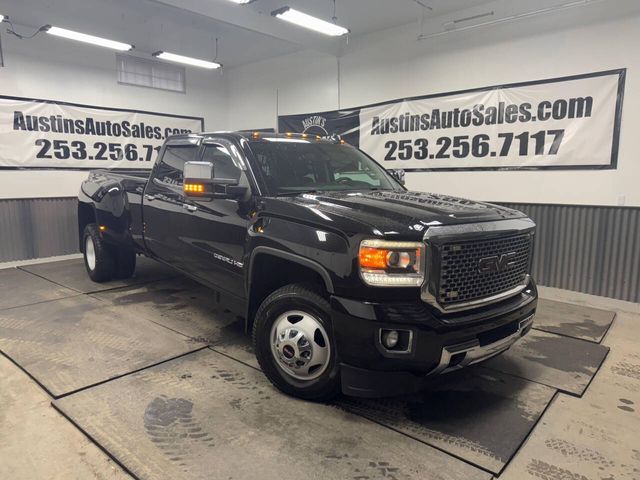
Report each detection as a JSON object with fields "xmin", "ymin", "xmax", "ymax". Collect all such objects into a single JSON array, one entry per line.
[
  {"xmin": 212, "ymin": 178, "xmax": 249, "ymax": 199},
  {"xmin": 388, "ymin": 168, "xmax": 406, "ymax": 186},
  {"xmin": 184, "ymin": 161, "xmax": 215, "ymax": 200},
  {"xmin": 183, "ymin": 161, "xmax": 248, "ymax": 200}
]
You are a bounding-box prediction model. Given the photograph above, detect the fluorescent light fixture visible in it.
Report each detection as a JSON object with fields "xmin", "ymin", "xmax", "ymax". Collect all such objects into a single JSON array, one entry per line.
[
  {"xmin": 271, "ymin": 7, "xmax": 349, "ymax": 36},
  {"xmin": 152, "ymin": 51, "xmax": 221, "ymax": 69},
  {"xmin": 419, "ymin": 0, "xmax": 594, "ymax": 40},
  {"xmin": 45, "ymin": 26, "xmax": 133, "ymax": 51},
  {"xmin": 226, "ymin": 0, "xmax": 255, "ymax": 3}
]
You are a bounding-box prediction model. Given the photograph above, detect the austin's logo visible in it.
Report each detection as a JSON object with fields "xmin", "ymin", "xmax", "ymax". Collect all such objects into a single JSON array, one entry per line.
[
  {"xmin": 301, "ymin": 115, "xmax": 328, "ymax": 135},
  {"xmin": 478, "ymin": 252, "xmax": 517, "ymax": 274}
]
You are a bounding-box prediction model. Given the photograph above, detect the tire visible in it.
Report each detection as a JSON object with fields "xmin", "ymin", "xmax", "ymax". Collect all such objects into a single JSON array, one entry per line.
[
  {"xmin": 252, "ymin": 284, "xmax": 340, "ymax": 401},
  {"xmin": 83, "ymin": 224, "xmax": 115, "ymax": 283},
  {"xmin": 114, "ymin": 249, "xmax": 136, "ymax": 279}
]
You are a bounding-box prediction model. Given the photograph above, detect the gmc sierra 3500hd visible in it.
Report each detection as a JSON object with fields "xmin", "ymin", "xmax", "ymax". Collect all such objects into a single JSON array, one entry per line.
[{"xmin": 78, "ymin": 131, "xmax": 537, "ymax": 400}]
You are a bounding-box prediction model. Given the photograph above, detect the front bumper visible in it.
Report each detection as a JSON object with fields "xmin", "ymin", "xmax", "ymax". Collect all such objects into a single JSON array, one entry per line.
[{"xmin": 330, "ymin": 280, "xmax": 537, "ymax": 397}]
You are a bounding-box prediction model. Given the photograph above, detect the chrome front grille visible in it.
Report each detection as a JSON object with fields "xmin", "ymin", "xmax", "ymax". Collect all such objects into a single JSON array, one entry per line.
[{"xmin": 437, "ymin": 233, "xmax": 532, "ymax": 306}]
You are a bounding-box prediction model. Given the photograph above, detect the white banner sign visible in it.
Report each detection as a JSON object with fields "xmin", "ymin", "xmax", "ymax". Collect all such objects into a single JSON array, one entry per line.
[
  {"xmin": 0, "ymin": 96, "xmax": 204, "ymax": 169},
  {"xmin": 359, "ymin": 70, "xmax": 624, "ymax": 170}
]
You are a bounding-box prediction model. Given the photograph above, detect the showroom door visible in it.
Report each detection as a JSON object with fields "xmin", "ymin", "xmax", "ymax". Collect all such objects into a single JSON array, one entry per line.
[
  {"xmin": 142, "ymin": 141, "xmax": 201, "ymax": 270},
  {"xmin": 180, "ymin": 139, "xmax": 250, "ymax": 299}
]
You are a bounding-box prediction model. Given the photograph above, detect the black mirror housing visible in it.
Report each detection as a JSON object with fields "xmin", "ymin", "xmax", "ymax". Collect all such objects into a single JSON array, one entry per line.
[{"xmin": 212, "ymin": 178, "xmax": 248, "ymax": 199}]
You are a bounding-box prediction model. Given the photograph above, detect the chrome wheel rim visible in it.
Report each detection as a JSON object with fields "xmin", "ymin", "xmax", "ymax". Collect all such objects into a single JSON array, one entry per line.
[
  {"xmin": 270, "ymin": 310, "xmax": 330, "ymax": 381},
  {"xmin": 85, "ymin": 236, "xmax": 96, "ymax": 271}
]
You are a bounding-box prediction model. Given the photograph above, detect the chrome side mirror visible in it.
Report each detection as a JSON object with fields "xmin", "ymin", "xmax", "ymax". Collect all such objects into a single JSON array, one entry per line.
[
  {"xmin": 183, "ymin": 161, "xmax": 248, "ymax": 200},
  {"xmin": 184, "ymin": 161, "xmax": 214, "ymax": 200}
]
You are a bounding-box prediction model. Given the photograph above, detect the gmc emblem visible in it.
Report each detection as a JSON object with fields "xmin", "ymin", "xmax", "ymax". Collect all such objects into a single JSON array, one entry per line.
[{"xmin": 478, "ymin": 252, "xmax": 518, "ymax": 274}]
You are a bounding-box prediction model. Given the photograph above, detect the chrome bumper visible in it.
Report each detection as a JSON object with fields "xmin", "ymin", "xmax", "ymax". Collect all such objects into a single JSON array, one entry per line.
[{"xmin": 428, "ymin": 314, "xmax": 534, "ymax": 376}]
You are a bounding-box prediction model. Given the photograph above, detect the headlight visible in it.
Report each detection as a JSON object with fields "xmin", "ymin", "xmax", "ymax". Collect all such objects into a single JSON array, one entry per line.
[{"xmin": 359, "ymin": 239, "xmax": 425, "ymax": 287}]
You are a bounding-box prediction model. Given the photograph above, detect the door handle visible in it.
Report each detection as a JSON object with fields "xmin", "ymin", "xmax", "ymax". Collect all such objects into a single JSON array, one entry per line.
[
  {"xmin": 183, "ymin": 204, "xmax": 198, "ymax": 212},
  {"xmin": 144, "ymin": 194, "xmax": 156, "ymax": 201}
]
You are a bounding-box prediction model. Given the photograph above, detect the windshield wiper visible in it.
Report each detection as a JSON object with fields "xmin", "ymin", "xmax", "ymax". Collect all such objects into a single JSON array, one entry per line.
[{"xmin": 275, "ymin": 190, "xmax": 320, "ymax": 197}]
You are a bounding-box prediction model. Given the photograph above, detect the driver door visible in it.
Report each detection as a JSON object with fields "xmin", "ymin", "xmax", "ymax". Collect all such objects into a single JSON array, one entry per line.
[{"xmin": 180, "ymin": 138, "xmax": 251, "ymax": 299}]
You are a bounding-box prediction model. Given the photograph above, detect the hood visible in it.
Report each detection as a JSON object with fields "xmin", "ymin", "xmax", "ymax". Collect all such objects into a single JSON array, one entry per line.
[{"xmin": 267, "ymin": 190, "xmax": 526, "ymax": 239}]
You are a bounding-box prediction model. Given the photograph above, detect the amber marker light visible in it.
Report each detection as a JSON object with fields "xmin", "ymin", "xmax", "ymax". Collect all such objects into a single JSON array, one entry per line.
[
  {"xmin": 359, "ymin": 246, "xmax": 390, "ymax": 269},
  {"xmin": 99, "ymin": 225, "xmax": 107, "ymax": 232},
  {"xmin": 184, "ymin": 183, "xmax": 205, "ymax": 193}
]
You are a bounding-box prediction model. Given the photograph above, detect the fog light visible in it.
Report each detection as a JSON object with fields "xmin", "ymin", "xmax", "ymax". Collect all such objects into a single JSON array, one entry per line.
[{"xmin": 382, "ymin": 330, "xmax": 399, "ymax": 349}]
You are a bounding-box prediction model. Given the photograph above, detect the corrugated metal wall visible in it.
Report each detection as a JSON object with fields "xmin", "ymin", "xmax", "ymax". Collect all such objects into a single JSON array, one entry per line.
[
  {"xmin": 0, "ymin": 198, "xmax": 638, "ymax": 303},
  {"xmin": 500, "ymin": 203, "xmax": 640, "ymax": 303},
  {"xmin": 0, "ymin": 197, "xmax": 78, "ymax": 262}
]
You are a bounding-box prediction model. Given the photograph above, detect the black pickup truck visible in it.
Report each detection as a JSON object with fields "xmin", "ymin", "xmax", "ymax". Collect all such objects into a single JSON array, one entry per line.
[{"xmin": 78, "ymin": 131, "xmax": 537, "ymax": 400}]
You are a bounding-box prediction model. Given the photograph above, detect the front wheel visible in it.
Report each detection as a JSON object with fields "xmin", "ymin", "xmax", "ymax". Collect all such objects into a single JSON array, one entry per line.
[{"xmin": 252, "ymin": 284, "xmax": 340, "ymax": 401}]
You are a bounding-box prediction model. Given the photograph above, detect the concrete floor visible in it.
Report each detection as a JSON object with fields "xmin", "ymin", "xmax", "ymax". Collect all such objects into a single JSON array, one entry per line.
[
  {"xmin": 0, "ymin": 353, "xmax": 130, "ymax": 480},
  {"xmin": 0, "ymin": 258, "xmax": 638, "ymax": 480}
]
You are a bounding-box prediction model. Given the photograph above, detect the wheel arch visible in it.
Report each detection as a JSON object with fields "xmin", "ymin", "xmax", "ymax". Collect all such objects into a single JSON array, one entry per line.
[{"xmin": 245, "ymin": 247, "xmax": 334, "ymax": 333}]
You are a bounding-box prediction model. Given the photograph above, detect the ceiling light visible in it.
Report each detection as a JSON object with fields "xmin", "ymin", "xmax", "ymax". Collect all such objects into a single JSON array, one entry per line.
[
  {"xmin": 45, "ymin": 26, "xmax": 133, "ymax": 51},
  {"xmin": 152, "ymin": 51, "xmax": 221, "ymax": 69},
  {"xmin": 225, "ymin": 0, "xmax": 255, "ymax": 3},
  {"xmin": 271, "ymin": 7, "xmax": 349, "ymax": 36}
]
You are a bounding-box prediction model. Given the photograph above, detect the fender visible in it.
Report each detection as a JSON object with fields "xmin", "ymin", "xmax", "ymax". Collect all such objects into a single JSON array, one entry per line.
[
  {"xmin": 247, "ymin": 246, "xmax": 335, "ymax": 294},
  {"xmin": 244, "ymin": 246, "xmax": 336, "ymax": 332}
]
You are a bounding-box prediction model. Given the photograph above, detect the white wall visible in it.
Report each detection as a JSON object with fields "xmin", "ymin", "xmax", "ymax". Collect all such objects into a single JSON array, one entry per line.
[
  {"xmin": 225, "ymin": 0, "xmax": 640, "ymax": 207},
  {"xmin": 2, "ymin": 0, "xmax": 639, "ymax": 207},
  {"xmin": 0, "ymin": 33, "xmax": 227, "ymax": 199}
]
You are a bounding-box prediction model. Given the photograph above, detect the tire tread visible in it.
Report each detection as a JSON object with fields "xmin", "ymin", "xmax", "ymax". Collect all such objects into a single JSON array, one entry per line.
[{"xmin": 252, "ymin": 283, "xmax": 340, "ymax": 402}]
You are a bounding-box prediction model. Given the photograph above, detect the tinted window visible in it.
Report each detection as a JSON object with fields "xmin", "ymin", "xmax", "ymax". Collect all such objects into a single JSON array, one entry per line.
[
  {"xmin": 202, "ymin": 144, "xmax": 241, "ymax": 181},
  {"xmin": 248, "ymin": 140, "xmax": 398, "ymax": 195},
  {"xmin": 155, "ymin": 145, "xmax": 198, "ymax": 186}
]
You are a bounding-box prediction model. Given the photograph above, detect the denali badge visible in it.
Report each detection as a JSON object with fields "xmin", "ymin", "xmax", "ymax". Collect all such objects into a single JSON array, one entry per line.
[{"xmin": 478, "ymin": 252, "xmax": 518, "ymax": 274}]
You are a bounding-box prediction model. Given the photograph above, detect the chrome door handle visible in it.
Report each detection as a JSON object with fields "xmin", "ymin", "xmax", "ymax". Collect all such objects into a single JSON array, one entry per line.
[
  {"xmin": 183, "ymin": 204, "xmax": 198, "ymax": 212},
  {"xmin": 144, "ymin": 194, "xmax": 155, "ymax": 201}
]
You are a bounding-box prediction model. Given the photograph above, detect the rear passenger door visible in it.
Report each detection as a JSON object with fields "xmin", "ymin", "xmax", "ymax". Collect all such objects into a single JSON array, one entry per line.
[{"xmin": 142, "ymin": 137, "xmax": 201, "ymax": 269}]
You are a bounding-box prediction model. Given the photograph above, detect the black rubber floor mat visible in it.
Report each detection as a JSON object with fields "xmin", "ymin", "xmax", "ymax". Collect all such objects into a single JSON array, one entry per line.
[
  {"xmin": 53, "ymin": 349, "xmax": 491, "ymax": 480},
  {"xmin": 483, "ymin": 329, "xmax": 609, "ymax": 396},
  {"xmin": 337, "ymin": 367, "xmax": 556, "ymax": 474},
  {"xmin": 20, "ymin": 257, "xmax": 178, "ymax": 294},
  {"xmin": 93, "ymin": 279, "xmax": 241, "ymax": 345},
  {"xmin": 212, "ymin": 338, "xmax": 554, "ymax": 474},
  {"xmin": 0, "ymin": 267, "xmax": 78, "ymax": 311},
  {"xmin": 0, "ymin": 295, "xmax": 203, "ymax": 397},
  {"xmin": 533, "ymin": 298, "xmax": 616, "ymax": 343}
]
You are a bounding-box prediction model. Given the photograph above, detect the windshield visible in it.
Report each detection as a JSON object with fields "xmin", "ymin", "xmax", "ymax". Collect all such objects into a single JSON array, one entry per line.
[{"xmin": 248, "ymin": 139, "xmax": 400, "ymax": 196}]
